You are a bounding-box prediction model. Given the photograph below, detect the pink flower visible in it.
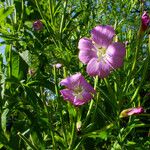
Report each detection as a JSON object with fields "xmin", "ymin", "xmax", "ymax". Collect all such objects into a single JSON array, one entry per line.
[
  {"xmin": 141, "ymin": 11, "xmax": 150, "ymax": 32},
  {"xmin": 120, "ymin": 107, "xmax": 144, "ymax": 118},
  {"xmin": 55, "ymin": 63, "xmax": 62, "ymax": 69},
  {"xmin": 53, "ymin": 63, "xmax": 62, "ymax": 69},
  {"xmin": 60, "ymin": 73, "xmax": 95, "ymax": 106},
  {"xmin": 33, "ymin": 20, "xmax": 43, "ymax": 30},
  {"xmin": 78, "ymin": 25, "xmax": 126, "ymax": 78}
]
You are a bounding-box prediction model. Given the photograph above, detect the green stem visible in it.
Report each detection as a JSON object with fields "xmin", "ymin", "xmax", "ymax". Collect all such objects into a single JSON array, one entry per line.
[
  {"xmin": 123, "ymin": 36, "xmax": 141, "ymax": 93},
  {"xmin": 68, "ymin": 117, "xmax": 76, "ymax": 150},
  {"xmin": 130, "ymin": 35, "xmax": 150, "ymax": 104},
  {"xmin": 83, "ymin": 76, "xmax": 98, "ymax": 127},
  {"xmin": 18, "ymin": 132, "xmax": 38, "ymax": 150},
  {"xmin": 104, "ymin": 78, "xmax": 115, "ymax": 101},
  {"xmin": 59, "ymin": 0, "xmax": 68, "ymax": 38},
  {"xmin": 48, "ymin": 0, "xmax": 54, "ymax": 24},
  {"xmin": 17, "ymin": 0, "xmax": 24, "ymax": 32},
  {"xmin": 34, "ymin": 0, "xmax": 50, "ymax": 33},
  {"xmin": 42, "ymin": 95, "xmax": 57, "ymax": 149},
  {"xmin": 8, "ymin": 45, "xmax": 12, "ymax": 78},
  {"xmin": 63, "ymin": 66, "xmax": 67, "ymax": 78},
  {"xmin": 53, "ymin": 65, "xmax": 67, "ymax": 146},
  {"xmin": 131, "ymin": 40, "xmax": 140, "ymax": 72}
]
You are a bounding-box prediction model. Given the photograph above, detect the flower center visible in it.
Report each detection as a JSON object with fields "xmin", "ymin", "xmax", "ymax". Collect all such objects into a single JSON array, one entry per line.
[
  {"xmin": 73, "ymin": 86, "xmax": 84, "ymax": 100},
  {"xmin": 93, "ymin": 43, "xmax": 106, "ymax": 61},
  {"xmin": 97, "ymin": 47, "xmax": 106, "ymax": 61}
]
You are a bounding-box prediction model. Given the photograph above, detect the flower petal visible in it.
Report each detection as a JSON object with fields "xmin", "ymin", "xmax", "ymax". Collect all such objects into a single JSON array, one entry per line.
[
  {"xmin": 106, "ymin": 42, "xmax": 126, "ymax": 58},
  {"xmin": 81, "ymin": 77, "xmax": 96, "ymax": 94},
  {"xmin": 86, "ymin": 58, "xmax": 100, "ymax": 76},
  {"xmin": 60, "ymin": 73, "xmax": 82, "ymax": 89},
  {"xmin": 127, "ymin": 107, "xmax": 144, "ymax": 116},
  {"xmin": 73, "ymin": 97, "xmax": 86, "ymax": 106},
  {"xmin": 106, "ymin": 55, "xmax": 124, "ymax": 69},
  {"xmin": 73, "ymin": 92, "xmax": 93, "ymax": 106},
  {"xmin": 60, "ymin": 89, "xmax": 74, "ymax": 103},
  {"xmin": 86, "ymin": 58, "xmax": 111, "ymax": 78},
  {"xmin": 82, "ymin": 91, "xmax": 94, "ymax": 102},
  {"xmin": 78, "ymin": 38, "xmax": 95, "ymax": 51},
  {"xmin": 97, "ymin": 61, "xmax": 111, "ymax": 78},
  {"xmin": 91, "ymin": 25, "xmax": 115, "ymax": 48},
  {"xmin": 79, "ymin": 49, "xmax": 97, "ymax": 64},
  {"xmin": 78, "ymin": 38, "xmax": 97, "ymax": 64}
]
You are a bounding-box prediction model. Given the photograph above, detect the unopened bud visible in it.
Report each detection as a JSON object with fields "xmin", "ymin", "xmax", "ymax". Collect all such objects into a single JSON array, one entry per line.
[
  {"xmin": 138, "ymin": 11, "xmax": 150, "ymax": 36},
  {"xmin": 120, "ymin": 107, "xmax": 144, "ymax": 118},
  {"xmin": 33, "ymin": 20, "xmax": 43, "ymax": 31}
]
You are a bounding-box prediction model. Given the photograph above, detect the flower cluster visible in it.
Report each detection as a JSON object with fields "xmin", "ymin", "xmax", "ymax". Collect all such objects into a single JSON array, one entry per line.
[
  {"xmin": 78, "ymin": 25, "xmax": 126, "ymax": 78},
  {"xmin": 60, "ymin": 73, "xmax": 95, "ymax": 106}
]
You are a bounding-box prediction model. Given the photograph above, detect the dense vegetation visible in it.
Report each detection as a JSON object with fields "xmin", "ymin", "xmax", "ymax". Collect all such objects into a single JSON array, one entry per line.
[{"xmin": 0, "ymin": 0, "xmax": 150, "ymax": 149}]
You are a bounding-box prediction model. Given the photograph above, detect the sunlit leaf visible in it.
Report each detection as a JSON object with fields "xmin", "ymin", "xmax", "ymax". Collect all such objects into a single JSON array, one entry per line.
[
  {"xmin": 11, "ymin": 51, "xmax": 28, "ymax": 80},
  {"xmin": 1, "ymin": 108, "xmax": 9, "ymax": 133},
  {"xmin": 0, "ymin": 6, "xmax": 14, "ymax": 23}
]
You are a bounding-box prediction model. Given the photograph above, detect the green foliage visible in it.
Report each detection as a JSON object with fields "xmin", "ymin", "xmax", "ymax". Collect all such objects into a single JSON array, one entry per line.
[{"xmin": 0, "ymin": 0, "xmax": 150, "ymax": 149}]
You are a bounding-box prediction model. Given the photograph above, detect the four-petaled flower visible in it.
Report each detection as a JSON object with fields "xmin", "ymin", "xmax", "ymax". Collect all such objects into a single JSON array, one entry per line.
[
  {"xmin": 60, "ymin": 73, "xmax": 95, "ymax": 106},
  {"xmin": 120, "ymin": 107, "xmax": 144, "ymax": 118},
  {"xmin": 78, "ymin": 25, "xmax": 126, "ymax": 78}
]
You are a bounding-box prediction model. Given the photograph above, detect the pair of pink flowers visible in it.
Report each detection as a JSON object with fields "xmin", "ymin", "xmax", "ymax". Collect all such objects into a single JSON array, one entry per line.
[
  {"xmin": 60, "ymin": 25, "xmax": 126, "ymax": 106},
  {"xmin": 60, "ymin": 11, "xmax": 149, "ymax": 107}
]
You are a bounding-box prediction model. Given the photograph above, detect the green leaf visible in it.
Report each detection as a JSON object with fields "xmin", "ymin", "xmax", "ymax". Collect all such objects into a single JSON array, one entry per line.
[
  {"xmin": 0, "ymin": 143, "xmax": 4, "ymax": 149},
  {"xmin": 17, "ymin": 132, "xmax": 38, "ymax": 150},
  {"xmin": 126, "ymin": 141, "xmax": 136, "ymax": 145},
  {"xmin": 0, "ymin": 6, "xmax": 14, "ymax": 23},
  {"xmin": 0, "ymin": 54, "xmax": 3, "ymax": 73},
  {"xmin": 24, "ymin": 85, "xmax": 44, "ymax": 108},
  {"xmin": 11, "ymin": 51, "xmax": 28, "ymax": 80},
  {"xmin": 1, "ymin": 108, "xmax": 9, "ymax": 133},
  {"xmin": 83, "ymin": 130, "xmax": 108, "ymax": 140}
]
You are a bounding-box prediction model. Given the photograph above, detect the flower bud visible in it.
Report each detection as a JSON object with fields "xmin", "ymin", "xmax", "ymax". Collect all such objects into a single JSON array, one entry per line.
[
  {"xmin": 120, "ymin": 107, "xmax": 144, "ymax": 118},
  {"xmin": 141, "ymin": 11, "xmax": 150, "ymax": 31},
  {"xmin": 28, "ymin": 69, "xmax": 36, "ymax": 76},
  {"xmin": 53, "ymin": 63, "xmax": 62, "ymax": 69},
  {"xmin": 33, "ymin": 20, "xmax": 43, "ymax": 31},
  {"xmin": 138, "ymin": 11, "xmax": 150, "ymax": 36},
  {"xmin": 76, "ymin": 121, "xmax": 82, "ymax": 132}
]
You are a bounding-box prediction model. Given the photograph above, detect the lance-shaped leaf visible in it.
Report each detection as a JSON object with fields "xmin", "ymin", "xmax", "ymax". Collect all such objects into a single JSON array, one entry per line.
[{"xmin": 11, "ymin": 51, "xmax": 28, "ymax": 80}]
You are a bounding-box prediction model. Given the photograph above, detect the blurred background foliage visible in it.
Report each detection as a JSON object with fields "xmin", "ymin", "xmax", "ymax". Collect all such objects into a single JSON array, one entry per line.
[{"xmin": 0, "ymin": 0, "xmax": 150, "ymax": 149}]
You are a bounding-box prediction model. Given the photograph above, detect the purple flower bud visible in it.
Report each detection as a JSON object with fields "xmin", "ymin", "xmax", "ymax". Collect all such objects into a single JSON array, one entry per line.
[
  {"xmin": 141, "ymin": 11, "xmax": 150, "ymax": 32},
  {"xmin": 120, "ymin": 107, "xmax": 144, "ymax": 118},
  {"xmin": 33, "ymin": 20, "xmax": 43, "ymax": 31}
]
